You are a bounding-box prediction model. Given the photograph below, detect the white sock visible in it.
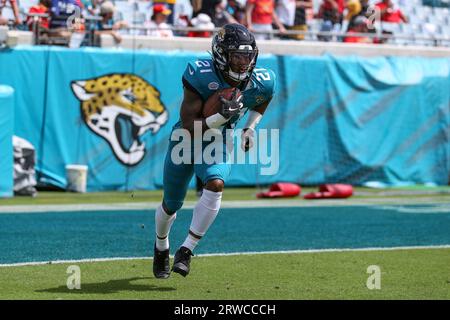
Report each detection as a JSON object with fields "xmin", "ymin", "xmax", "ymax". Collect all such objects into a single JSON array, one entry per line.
[
  {"xmin": 182, "ymin": 234, "xmax": 200, "ymax": 252},
  {"xmin": 155, "ymin": 204, "xmax": 176, "ymax": 251},
  {"xmin": 182, "ymin": 189, "xmax": 222, "ymax": 252}
]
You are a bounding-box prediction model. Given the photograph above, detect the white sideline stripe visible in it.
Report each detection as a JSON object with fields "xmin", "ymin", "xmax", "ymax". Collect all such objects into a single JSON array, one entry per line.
[
  {"xmin": 1, "ymin": 244, "xmax": 449, "ymax": 268},
  {"xmin": 2, "ymin": 197, "xmax": 450, "ymax": 213}
]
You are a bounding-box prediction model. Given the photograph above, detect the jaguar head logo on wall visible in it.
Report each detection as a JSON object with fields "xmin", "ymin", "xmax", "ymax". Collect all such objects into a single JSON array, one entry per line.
[{"xmin": 71, "ymin": 74, "xmax": 168, "ymax": 166}]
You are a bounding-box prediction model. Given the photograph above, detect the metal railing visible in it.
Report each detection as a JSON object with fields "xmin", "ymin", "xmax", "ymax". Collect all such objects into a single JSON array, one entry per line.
[
  {"xmin": 123, "ymin": 24, "xmax": 450, "ymax": 47},
  {"xmin": 12, "ymin": 14, "xmax": 450, "ymax": 48}
]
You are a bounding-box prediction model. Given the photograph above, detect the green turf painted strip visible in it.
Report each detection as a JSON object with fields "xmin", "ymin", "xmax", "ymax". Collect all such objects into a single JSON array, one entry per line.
[{"xmin": 0, "ymin": 248, "xmax": 449, "ymax": 299}]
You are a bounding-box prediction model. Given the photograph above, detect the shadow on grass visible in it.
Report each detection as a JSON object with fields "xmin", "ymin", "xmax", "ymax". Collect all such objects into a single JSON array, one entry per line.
[{"xmin": 35, "ymin": 277, "xmax": 176, "ymax": 295}]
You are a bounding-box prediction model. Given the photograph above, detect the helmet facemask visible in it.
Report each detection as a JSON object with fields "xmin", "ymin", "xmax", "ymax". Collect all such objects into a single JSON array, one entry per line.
[{"xmin": 226, "ymin": 48, "xmax": 258, "ymax": 82}]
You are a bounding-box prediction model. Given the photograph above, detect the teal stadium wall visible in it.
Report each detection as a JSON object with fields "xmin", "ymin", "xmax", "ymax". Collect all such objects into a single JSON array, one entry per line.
[
  {"xmin": 0, "ymin": 46, "xmax": 449, "ymax": 191},
  {"xmin": 0, "ymin": 85, "xmax": 14, "ymax": 197}
]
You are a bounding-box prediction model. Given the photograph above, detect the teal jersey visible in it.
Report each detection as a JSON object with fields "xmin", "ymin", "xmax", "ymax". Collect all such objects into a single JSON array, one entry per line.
[{"xmin": 177, "ymin": 58, "xmax": 276, "ymax": 129}]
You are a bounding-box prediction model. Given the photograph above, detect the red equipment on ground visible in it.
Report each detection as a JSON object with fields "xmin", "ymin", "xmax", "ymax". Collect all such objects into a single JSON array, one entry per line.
[{"xmin": 256, "ymin": 183, "xmax": 301, "ymax": 198}]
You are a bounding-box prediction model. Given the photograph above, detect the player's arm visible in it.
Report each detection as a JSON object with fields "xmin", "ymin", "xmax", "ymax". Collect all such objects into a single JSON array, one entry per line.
[
  {"xmin": 245, "ymin": 2, "xmax": 256, "ymax": 32},
  {"xmin": 10, "ymin": 0, "xmax": 22, "ymax": 25},
  {"xmin": 253, "ymin": 99, "xmax": 271, "ymax": 115},
  {"xmin": 180, "ymin": 86, "xmax": 244, "ymax": 134},
  {"xmin": 180, "ymin": 87, "xmax": 209, "ymax": 134},
  {"xmin": 241, "ymin": 99, "xmax": 271, "ymax": 152}
]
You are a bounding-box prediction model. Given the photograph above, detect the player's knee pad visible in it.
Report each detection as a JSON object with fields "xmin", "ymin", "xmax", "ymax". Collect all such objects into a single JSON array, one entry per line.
[
  {"xmin": 198, "ymin": 188, "xmax": 222, "ymax": 211},
  {"xmin": 190, "ymin": 189, "xmax": 223, "ymax": 237}
]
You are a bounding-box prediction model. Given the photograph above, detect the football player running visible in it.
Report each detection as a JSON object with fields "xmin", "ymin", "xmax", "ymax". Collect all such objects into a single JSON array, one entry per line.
[{"xmin": 153, "ymin": 23, "xmax": 276, "ymax": 278}]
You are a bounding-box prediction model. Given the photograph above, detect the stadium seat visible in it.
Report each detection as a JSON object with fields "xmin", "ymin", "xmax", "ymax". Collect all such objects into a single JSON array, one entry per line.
[
  {"xmin": 414, "ymin": 28, "xmax": 436, "ymax": 46},
  {"xmin": 440, "ymin": 25, "xmax": 450, "ymax": 40},
  {"xmin": 421, "ymin": 5, "xmax": 433, "ymax": 15},
  {"xmin": 399, "ymin": 23, "xmax": 418, "ymax": 39},
  {"xmin": 136, "ymin": 1, "xmax": 151, "ymax": 21},
  {"xmin": 381, "ymin": 22, "xmax": 402, "ymax": 34},
  {"xmin": 114, "ymin": 1, "xmax": 139, "ymax": 23}
]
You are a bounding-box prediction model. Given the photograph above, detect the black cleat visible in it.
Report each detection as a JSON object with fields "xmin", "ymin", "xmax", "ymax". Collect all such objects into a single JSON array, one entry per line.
[
  {"xmin": 153, "ymin": 244, "xmax": 170, "ymax": 279},
  {"xmin": 172, "ymin": 246, "xmax": 194, "ymax": 277}
]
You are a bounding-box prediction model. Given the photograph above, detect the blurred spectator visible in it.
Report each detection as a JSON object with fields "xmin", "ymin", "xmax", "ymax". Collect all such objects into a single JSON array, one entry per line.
[
  {"xmin": 317, "ymin": 0, "xmax": 345, "ymax": 22},
  {"xmin": 275, "ymin": 0, "xmax": 296, "ymax": 37},
  {"xmin": 374, "ymin": 0, "xmax": 407, "ymax": 43},
  {"xmin": 227, "ymin": 0, "xmax": 246, "ymax": 25},
  {"xmin": 26, "ymin": 0, "xmax": 51, "ymax": 31},
  {"xmin": 191, "ymin": 0, "xmax": 202, "ymax": 14},
  {"xmin": 95, "ymin": 1, "xmax": 128, "ymax": 44},
  {"xmin": 192, "ymin": 0, "xmax": 243, "ymax": 26},
  {"xmin": 346, "ymin": 0, "xmax": 379, "ymax": 34},
  {"xmin": 359, "ymin": 0, "xmax": 371, "ymax": 18},
  {"xmin": 375, "ymin": 0, "xmax": 408, "ymax": 23},
  {"xmin": 343, "ymin": 15, "xmax": 372, "ymax": 43},
  {"xmin": 292, "ymin": 1, "xmax": 313, "ymax": 40},
  {"xmin": 144, "ymin": 3, "xmax": 174, "ymax": 37},
  {"xmin": 173, "ymin": 12, "xmax": 189, "ymax": 36},
  {"xmin": 47, "ymin": 0, "xmax": 83, "ymax": 44},
  {"xmin": 193, "ymin": 0, "xmax": 220, "ymax": 19},
  {"xmin": 80, "ymin": 0, "xmax": 97, "ymax": 16},
  {"xmin": 316, "ymin": 0, "xmax": 345, "ymax": 41},
  {"xmin": 276, "ymin": 0, "xmax": 312, "ymax": 40},
  {"xmin": 187, "ymin": 12, "xmax": 214, "ymax": 37},
  {"xmin": 0, "ymin": 0, "xmax": 22, "ymax": 26},
  {"xmin": 342, "ymin": 0, "xmax": 360, "ymax": 31},
  {"xmin": 246, "ymin": 0, "xmax": 286, "ymax": 40},
  {"xmin": 154, "ymin": 0, "xmax": 177, "ymax": 24},
  {"xmin": 213, "ymin": 0, "xmax": 238, "ymax": 27},
  {"xmin": 79, "ymin": 0, "xmax": 89, "ymax": 10},
  {"xmin": 49, "ymin": 0, "xmax": 82, "ymax": 29}
]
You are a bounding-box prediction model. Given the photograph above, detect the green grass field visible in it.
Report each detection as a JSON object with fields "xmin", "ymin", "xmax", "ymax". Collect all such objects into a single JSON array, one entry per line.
[
  {"xmin": 0, "ymin": 248, "xmax": 449, "ymax": 300},
  {"xmin": 1, "ymin": 186, "xmax": 449, "ymax": 300}
]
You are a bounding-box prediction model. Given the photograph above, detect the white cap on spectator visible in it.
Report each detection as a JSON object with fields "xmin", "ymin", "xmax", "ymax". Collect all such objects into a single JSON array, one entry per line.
[
  {"xmin": 100, "ymin": 1, "xmax": 116, "ymax": 15},
  {"xmin": 353, "ymin": 15, "xmax": 369, "ymax": 26},
  {"xmin": 191, "ymin": 13, "xmax": 215, "ymax": 30}
]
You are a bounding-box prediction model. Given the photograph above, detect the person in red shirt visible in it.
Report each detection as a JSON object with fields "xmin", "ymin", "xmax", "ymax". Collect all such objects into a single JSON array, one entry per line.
[
  {"xmin": 375, "ymin": 0, "xmax": 408, "ymax": 23},
  {"xmin": 246, "ymin": 0, "xmax": 286, "ymax": 40},
  {"xmin": 316, "ymin": 0, "xmax": 345, "ymax": 23},
  {"xmin": 316, "ymin": 0, "xmax": 345, "ymax": 41},
  {"xmin": 321, "ymin": 0, "xmax": 345, "ymax": 14},
  {"xmin": 26, "ymin": 0, "xmax": 50, "ymax": 31}
]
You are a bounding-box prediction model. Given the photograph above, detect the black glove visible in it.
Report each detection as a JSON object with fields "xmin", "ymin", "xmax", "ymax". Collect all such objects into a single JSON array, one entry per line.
[
  {"xmin": 241, "ymin": 128, "xmax": 255, "ymax": 152},
  {"xmin": 219, "ymin": 89, "xmax": 244, "ymax": 119}
]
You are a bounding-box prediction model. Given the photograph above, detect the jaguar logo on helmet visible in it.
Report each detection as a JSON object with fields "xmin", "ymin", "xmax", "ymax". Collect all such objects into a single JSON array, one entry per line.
[{"xmin": 217, "ymin": 28, "xmax": 226, "ymax": 41}]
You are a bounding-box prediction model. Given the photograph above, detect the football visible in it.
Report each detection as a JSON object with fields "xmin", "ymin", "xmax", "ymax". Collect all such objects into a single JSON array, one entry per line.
[{"xmin": 202, "ymin": 87, "xmax": 241, "ymax": 118}]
